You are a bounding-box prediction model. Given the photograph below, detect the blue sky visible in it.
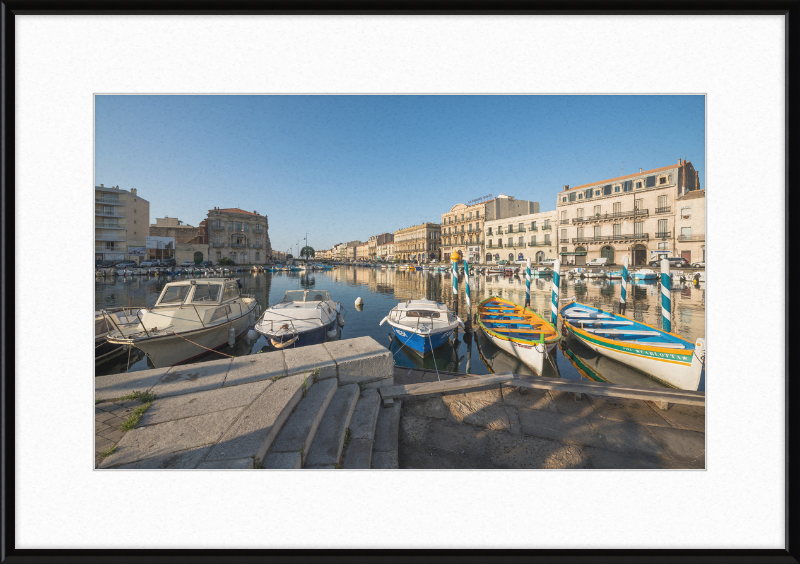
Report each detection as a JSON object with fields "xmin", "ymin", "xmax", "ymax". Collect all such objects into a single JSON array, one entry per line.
[{"xmin": 95, "ymin": 95, "xmax": 705, "ymax": 254}]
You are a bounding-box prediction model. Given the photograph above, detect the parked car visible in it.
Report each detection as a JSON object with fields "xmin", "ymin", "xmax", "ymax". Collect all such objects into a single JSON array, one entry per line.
[
  {"xmin": 114, "ymin": 261, "xmax": 137, "ymax": 268},
  {"xmin": 649, "ymin": 257, "xmax": 689, "ymax": 267},
  {"xmin": 140, "ymin": 260, "xmax": 157, "ymax": 268},
  {"xmin": 95, "ymin": 260, "xmax": 115, "ymax": 268},
  {"xmin": 158, "ymin": 258, "xmax": 177, "ymax": 267},
  {"xmin": 200, "ymin": 260, "xmax": 214, "ymax": 267},
  {"xmin": 497, "ymin": 260, "xmax": 509, "ymax": 265},
  {"xmin": 691, "ymin": 261, "xmax": 705, "ymax": 268},
  {"xmin": 540, "ymin": 258, "xmax": 556, "ymax": 267},
  {"xmin": 181, "ymin": 260, "xmax": 195, "ymax": 267},
  {"xmin": 586, "ymin": 257, "xmax": 609, "ymax": 266}
]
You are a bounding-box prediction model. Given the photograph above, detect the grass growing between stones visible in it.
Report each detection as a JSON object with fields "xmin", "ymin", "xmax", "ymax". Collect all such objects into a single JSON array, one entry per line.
[
  {"xmin": 343, "ymin": 428, "xmax": 351, "ymax": 449},
  {"xmin": 95, "ymin": 398, "xmax": 105, "ymax": 405},
  {"xmin": 301, "ymin": 375, "xmax": 308, "ymax": 397},
  {"xmin": 99, "ymin": 446, "xmax": 117, "ymax": 458},
  {"xmin": 121, "ymin": 390, "xmax": 158, "ymax": 403},
  {"xmin": 251, "ymin": 455, "xmax": 264, "ymax": 469},
  {"xmin": 120, "ymin": 402, "xmax": 152, "ymax": 431},
  {"xmin": 312, "ymin": 368, "xmax": 320, "ymax": 384}
]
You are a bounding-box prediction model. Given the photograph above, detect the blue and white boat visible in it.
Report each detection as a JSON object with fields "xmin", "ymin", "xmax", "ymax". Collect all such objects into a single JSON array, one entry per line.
[
  {"xmin": 631, "ymin": 268, "xmax": 658, "ymax": 281},
  {"xmin": 255, "ymin": 290, "xmax": 343, "ymax": 350},
  {"xmin": 379, "ymin": 299, "xmax": 464, "ymax": 355}
]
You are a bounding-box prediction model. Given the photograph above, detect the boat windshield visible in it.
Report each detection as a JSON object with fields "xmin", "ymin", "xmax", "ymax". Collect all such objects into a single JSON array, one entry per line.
[
  {"xmin": 282, "ymin": 290, "xmax": 306, "ymax": 302},
  {"xmin": 192, "ymin": 283, "xmax": 222, "ymax": 303},
  {"xmin": 156, "ymin": 285, "xmax": 191, "ymax": 306},
  {"xmin": 307, "ymin": 292, "xmax": 330, "ymax": 302},
  {"xmin": 406, "ymin": 310, "xmax": 440, "ymax": 318}
]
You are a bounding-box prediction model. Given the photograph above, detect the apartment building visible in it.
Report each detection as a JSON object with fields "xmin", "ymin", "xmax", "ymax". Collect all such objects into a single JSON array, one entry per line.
[
  {"xmin": 393, "ymin": 223, "xmax": 441, "ymax": 262},
  {"xmin": 441, "ymin": 195, "xmax": 539, "ymax": 263},
  {"xmin": 484, "ymin": 210, "xmax": 559, "ymax": 264},
  {"xmin": 356, "ymin": 242, "xmax": 370, "ymax": 261},
  {"xmin": 675, "ymin": 189, "xmax": 705, "ymax": 264},
  {"xmin": 207, "ymin": 207, "xmax": 271, "ymax": 265},
  {"xmin": 555, "ymin": 160, "xmax": 701, "ymax": 266},
  {"xmin": 378, "ymin": 241, "xmax": 395, "ymax": 261},
  {"xmin": 94, "ymin": 184, "xmax": 150, "ymax": 264}
]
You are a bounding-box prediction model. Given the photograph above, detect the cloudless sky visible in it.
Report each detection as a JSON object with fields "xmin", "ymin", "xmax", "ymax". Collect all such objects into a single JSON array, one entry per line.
[{"xmin": 95, "ymin": 95, "xmax": 704, "ymax": 254}]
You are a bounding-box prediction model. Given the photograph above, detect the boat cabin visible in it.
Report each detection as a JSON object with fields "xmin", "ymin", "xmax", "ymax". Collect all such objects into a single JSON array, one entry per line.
[
  {"xmin": 153, "ymin": 278, "xmax": 242, "ymax": 309},
  {"xmin": 280, "ymin": 290, "xmax": 332, "ymax": 303}
]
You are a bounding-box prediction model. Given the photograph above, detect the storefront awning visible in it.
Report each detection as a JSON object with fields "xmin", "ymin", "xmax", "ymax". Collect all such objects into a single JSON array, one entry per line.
[{"xmin": 559, "ymin": 251, "xmax": 587, "ymax": 256}]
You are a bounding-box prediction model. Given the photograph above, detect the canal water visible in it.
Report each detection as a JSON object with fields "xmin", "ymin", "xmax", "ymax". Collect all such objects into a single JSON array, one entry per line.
[{"xmin": 95, "ymin": 266, "xmax": 706, "ymax": 391}]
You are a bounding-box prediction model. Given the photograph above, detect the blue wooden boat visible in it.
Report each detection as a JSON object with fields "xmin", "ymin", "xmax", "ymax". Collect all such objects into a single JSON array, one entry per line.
[
  {"xmin": 559, "ymin": 300, "xmax": 705, "ymax": 390},
  {"xmin": 380, "ymin": 299, "xmax": 463, "ymax": 355}
]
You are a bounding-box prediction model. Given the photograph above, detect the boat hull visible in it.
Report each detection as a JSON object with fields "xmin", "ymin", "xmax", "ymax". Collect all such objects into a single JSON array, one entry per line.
[
  {"xmin": 388, "ymin": 322, "xmax": 454, "ymax": 355},
  {"xmin": 261, "ymin": 317, "xmax": 338, "ymax": 350}
]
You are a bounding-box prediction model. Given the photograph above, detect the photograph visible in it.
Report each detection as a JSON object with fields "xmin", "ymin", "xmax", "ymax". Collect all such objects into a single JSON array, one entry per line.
[{"xmin": 94, "ymin": 95, "xmax": 707, "ymax": 471}]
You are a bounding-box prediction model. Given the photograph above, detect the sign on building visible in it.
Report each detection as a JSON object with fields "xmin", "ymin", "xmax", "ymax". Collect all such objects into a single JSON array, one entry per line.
[
  {"xmin": 146, "ymin": 236, "xmax": 175, "ymax": 249},
  {"xmin": 128, "ymin": 247, "xmax": 145, "ymax": 256}
]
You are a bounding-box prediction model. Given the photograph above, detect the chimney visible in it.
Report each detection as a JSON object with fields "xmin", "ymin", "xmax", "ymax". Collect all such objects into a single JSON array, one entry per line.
[
  {"xmin": 100, "ymin": 183, "xmax": 104, "ymax": 187},
  {"xmin": 639, "ymin": 168, "xmax": 642, "ymax": 173},
  {"xmin": 131, "ymin": 188, "xmax": 137, "ymax": 195},
  {"xmin": 563, "ymin": 184, "xmax": 569, "ymax": 191}
]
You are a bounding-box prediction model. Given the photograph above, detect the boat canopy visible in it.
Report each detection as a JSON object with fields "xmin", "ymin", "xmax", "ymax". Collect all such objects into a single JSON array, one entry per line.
[
  {"xmin": 154, "ymin": 279, "xmax": 240, "ymax": 308},
  {"xmin": 281, "ymin": 290, "xmax": 331, "ymax": 303}
]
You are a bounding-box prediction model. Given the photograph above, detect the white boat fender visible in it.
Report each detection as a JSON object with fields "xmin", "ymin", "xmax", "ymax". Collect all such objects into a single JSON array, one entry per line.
[
  {"xmin": 379, "ymin": 316, "xmax": 388, "ymax": 326},
  {"xmin": 337, "ymin": 313, "xmax": 345, "ymax": 327},
  {"xmin": 247, "ymin": 328, "xmax": 258, "ymax": 341},
  {"xmin": 228, "ymin": 325, "xmax": 236, "ymax": 346},
  {"xmin": 249, "ymin": 311, "xmax": 255, "ymax": 326},
  {"xmin": 355, "ymin": 297, "xmax": 363, "ymax": 306},
  {"xmin": 327, "ymin": 327, "xmax": 338, "ymax": 339}
]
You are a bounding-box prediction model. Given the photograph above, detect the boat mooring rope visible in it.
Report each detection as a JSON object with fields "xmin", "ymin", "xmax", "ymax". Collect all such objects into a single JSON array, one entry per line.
[
  {"xmin": 428, "ymin": 334, "xmax": 441, "ymax": 382},
  {"xmin": 166, "ymin": 331, "xmax": 235, "ymax": 358},
  {"xmin": 390, "ymin": 328, "xmax": 418, "ymax": 357}
]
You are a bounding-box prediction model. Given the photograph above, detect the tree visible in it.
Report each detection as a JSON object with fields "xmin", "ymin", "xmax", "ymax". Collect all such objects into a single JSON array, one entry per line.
[{"xmin": 300, "ymin": 246, "xmax": 315, "ymax": 262}]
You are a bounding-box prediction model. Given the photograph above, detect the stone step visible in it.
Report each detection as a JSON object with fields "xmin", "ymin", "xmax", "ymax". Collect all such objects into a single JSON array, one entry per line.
[
  {"xmin": 264, "ymin": 377, "xmax": 338, "ymax": 468},
  {"xmin": 371, "ymin": 399, "xmax": 402, "ymax": 469},
  {"xmin": 303, "ymin": 383, "xmax": 359, "ymax": 468},
  {"xmin": 341, "ymin": 389, "xmax": 381, "ymax": 469}
]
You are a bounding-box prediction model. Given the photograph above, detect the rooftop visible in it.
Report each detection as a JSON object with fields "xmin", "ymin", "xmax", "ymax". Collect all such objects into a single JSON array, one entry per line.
[
  {"xmin": 209, "ymin": 208, "xmax": 263, "ymax": 216},
  {"xmin": 678, "ymin": 189, "xmax": 706, "ymax": 201},
  {"xmin": 566, "ymin": 163, "xmax": 686, "ymax": 192}
]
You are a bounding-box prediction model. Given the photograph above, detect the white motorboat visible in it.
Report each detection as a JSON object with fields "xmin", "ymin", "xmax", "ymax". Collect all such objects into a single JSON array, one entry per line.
[
  {"xmin": 95, "ymin": 307, "xmax": 147, "ymax": 363},
  {"xmin": 104, "ymin": 278, "xmax": 259, "ymax": 368},
  {"xmin": 379, "ymin": 299, "xmax": 463, "ymax": 355},
  {"xmin": 255, "ymin": 290, "xmax": 343, "ymax": 349}
]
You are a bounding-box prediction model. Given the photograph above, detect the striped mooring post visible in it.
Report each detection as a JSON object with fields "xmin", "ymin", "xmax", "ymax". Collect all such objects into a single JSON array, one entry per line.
[
  {"xmin": 463, "ymin": 259, "xmax": 472, "ymax": 331},
  {"xmin": 551, "ymin": 258, "xmax": 561, "ymax": 326},
  {"xmin": 451, "ymin": 251, "xmax": 460, "ymax": 314},
  {"xmin": 660, "ymin": 258, "xmax": 671, "ymax": 333},
  {"xmin": 620, "ymin": 254, "xmax": 629, "ymax": 315},
  {"xmin": 525, "ymin": 258, "xmax": 531, "ymax": 308}
]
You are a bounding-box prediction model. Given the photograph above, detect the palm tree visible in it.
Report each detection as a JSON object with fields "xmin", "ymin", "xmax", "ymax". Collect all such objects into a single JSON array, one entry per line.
[{"xmin": 300, "ymin": 246, "xmax": 315, "ymax": 262}]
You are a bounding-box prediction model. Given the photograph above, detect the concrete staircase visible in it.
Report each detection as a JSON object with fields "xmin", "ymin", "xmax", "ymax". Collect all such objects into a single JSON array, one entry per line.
[{"xmin": 95, "ymin": 337, "xmax": 401, "ymax": 470}]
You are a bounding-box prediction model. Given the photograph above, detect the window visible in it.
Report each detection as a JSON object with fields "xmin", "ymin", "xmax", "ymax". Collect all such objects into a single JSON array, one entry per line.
[
  {"xmin": 476, "ymin": 211, "xmax": 480, "ymax": 218},
  {"xmin": 595, "ymin": 190, "xmax": 601, "ymax": 196},
  {"xmin": 623, "ymin": 180, "xmax": 633, "ymax": 192},
  {"xmin": 461, "ymin": 214, "xmax": 465, "ymax": 221},
  {"xmin": 634, "ymin": 222, "xmax": 644, "ymax": 235},
  {"xmin": 215, "ymin": 235, "xmax": 221, "ymax": 244},
  {"xmin": 636, "ymin": 181, "xmax": 643, "ymax": 189},
  {"xmin": 561, "ymin": 229, "xmax": 567, "ymax": 238},
  {"xmin": 658, "ymin": 195, "xmax": 668, "ymax": 208},
  {"xmin": 562, "ymin": 196, "xmax": 567, "ymax": 202},
  {"xmin": 507, "ymin": 238, "xmax": 513, "ymax": 246},
  {"xmin": 518, "ymin": 223, "xmax": 524, "ymax": 231},
  {"xmin": 561, "ymin": 211, "xmax": 567, "ymax": 220},
  {"xmin": 578, "ymin": 194, "xmax": 583, "ymax": 199},
  {"xmin": 215, "ymin": 219, "xmax": 221, "ymax": 228},
  {"xmin": 681, "ymin": 206, "xmax": 691, "ymax": 219},
  {"xmin": 488, "ymin": 239, "xmax": 493, "ymax": 247},
  {"xmin": 518, "ymin": 236, "xmax": 524, "ymax": 245},
  {"xmin": 613, "ymin": 223, "xmax": 621, "ymax": 236},
  {"xmin": 468, "ymin": 212, "xmax": 472, "ymax": 220},
  {"xmin": 569, "ymin": 192, "xmax": 576, "ymax": 202},
  {"xmin": 531, "ymin": 236, "xmax": 536, "ymax": 245},
  {"xmin": 613, "ymin": 202, "xmax": 621, "ymax": 214},
  {"xmin": 614, "ymin": 186, "xmax": 620, "ymax": 192},
  {"xmin": 645, "ymin": 175, "xmax": 656, "ymax": 188},
  {"xmin": 658, "ymin": 242, "xmax": 669, "ymax": 250},
  {"xmin": 193, "ymin": 283, "xmax": 222, "ymax": 302},
  {"xmin": 594, "ymin": 205, "xmax": 601, "ymax": 215},
  {"xmin": 577, "ymin": 227, "xmax": 583, "ymax": 238},
  {"xmin": 576, "ymin": 208, "xmax": 583, "ymax": 217},
  {"xmin": 531, "ymin": 221, "xmax": 536, "ymax": 230},
  {"xmin": 659, "ymin": 176, "xmax": 667, "ymax": 185},
  {"xmin": 682, "ymin": 227, "xmax": 692, "ymax": 238},
  {"xmin": 222, "ymin": 283, "xmax": 239, "ymax": 301},
  {"xmin": 228, "ymin": 221, "xmax": 233, "ymax": 230},
  {"xmin": 216, "ymin": 252, "xmax": 221, "ymax": 260},
  {"xmin": 244, "ymin": 223, "xmax": 249, "ymax": 232},
  {"xmin": 585, "ymin": 188, "xmax": 593, "ymax": 199},
  {"xmin": 543, "ymin": 220, "xmax": 550, "ymax": 229},
  {"xmin": 594, "ymin": 225, "xmax": 601, "ymax": 237},
  {"xmin": 544, "ymin": 235, "xmax": 550, "ymax": 245},
  {"xmin": 635, "ymin": 199, "xmax": 643, "ymax": 211},
  {"xmin": 157, "ymin": 285, "xmax": 191, "ymax": 305},
  {"xmin": 508, "ymin": 224, "xmax": 513, "ymax": 233},
  {"xmin": 658, "ymin": 219, "xmax": 668, "ymax": 233},
  {"xmin": 603, "ymin": 184, "xmax": 612, "ymax": 196}
]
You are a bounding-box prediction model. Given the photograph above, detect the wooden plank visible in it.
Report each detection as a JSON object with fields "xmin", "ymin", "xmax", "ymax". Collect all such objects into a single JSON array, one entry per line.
[
  {"xmin": 513, "ymin": 375, "xmax": 704, "ymax": 406},
  {"xmin": 379, "ymin": 372, "xmax": 516, "ymax": 400}
]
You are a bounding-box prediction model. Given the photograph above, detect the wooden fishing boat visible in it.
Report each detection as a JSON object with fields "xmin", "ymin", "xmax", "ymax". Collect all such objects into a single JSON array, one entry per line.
[
  {"xmin": 559, "ymin": 300, "xmax": 705, "ymax": 390},
  {"xmin": 476, "ymin": 296, "xmax": 560, "ymax": 375}
]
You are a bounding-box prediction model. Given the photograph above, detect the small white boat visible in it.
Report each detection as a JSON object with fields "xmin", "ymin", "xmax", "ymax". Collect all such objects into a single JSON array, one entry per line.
[
  {"xmin": 95, "ymin": 307, "xmax": 147, "ymax": 363},
  {"xmin": 632, "ymin": 269, "xmax": 658, "ymax": 281},
  {"xmin": 105, "ymin": 278, "xmax": 259, "ymax": 367},
  {"xmin": 255, "ymin": 290, "xmax": 343, "ymax": 349},
  {"xmin": 380, "ymin": 299, "xmax": 463, "ymax": 355}
]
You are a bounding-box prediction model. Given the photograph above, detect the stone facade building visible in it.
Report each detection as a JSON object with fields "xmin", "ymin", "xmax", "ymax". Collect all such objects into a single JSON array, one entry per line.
[
  {"xmin": 95, "ymin": 184, "xmax": 150, "ymax": 264},
  {"xmin": 393, "ymin": 223, "xmax": 441, "ymax": 262},
  {"xmin": 207, "ymin": 207, "xmax": 271, "ymax": 265},
  {"xmin": 356, "ymin": 242, "xmax": 370, "ymax": 261},
  {"xmin": 484, "ymin": 210, "xmax": 559, "ymax": 264},
  {"xmin": 148, "ymin": 216, "xmax": 208, "ymax": 264},
  {"xmin": 345, "ymin": 241, "xmax": 362, "ymax": 261},
  {"xmin": 675, "ymin": 189, "xmax": 705, "ymax": 264},
  {"xmin": 441, "ymin": 195, "xmax": 540, "ymax": 264},
  {"xmin": 555, "ymin": 160, "xmax": 701, "ymax": 266}
]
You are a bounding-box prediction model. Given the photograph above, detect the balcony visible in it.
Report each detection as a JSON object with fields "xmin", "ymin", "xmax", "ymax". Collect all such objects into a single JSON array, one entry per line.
[
  {"xmin": 231, "ymin": 242, "xmax": 248, "ymax": 248},
  {"xmin": 529, "ymin": 226, "xmax": 538, "ymax": 231},
  {"xmin": 655, "ymin": 231, "xmax": 671, "ymax": 238},
  {"xmin": 95, "ymin": 245, "xmax": 123, "ymax": 252},
  {"xmin": 559, "ymin": 219, "xmax": 570, "ymax": 225},
  {"xmin": 95, "ymin": 223, "xmax": 126, "ymax": 229},
  {"xmin": 559, "ymin": 238, "xmax": 569, "ymax": 243},
  {"xmin": 571, "ymin": 209, "xmax": 649, "ymax": 224},
  {"xmin": 94, "ymin": 235, "xmax": 126, "ymax": 241},
  {"xmin": 655, "ymin": 206, "xmax": 671, "ymax": 214},
  {"xmin": 211, "ymin": 242, "xmax": 227, "ymax": 248},
  {"xmin": 528, "ymin": 242, "xmax": 550, "ymax": 247},
  {"xmin": 486, "ymin": 243, "xmax": 503, "ymax": 249},
  {"xmin": 678, "ymin": 234, "xmax": 705, "ymax": 241},
  {"xmin": 94, "ymin": 198, "xmax": 125, "ymax": 205},
  {"xmin": 542, "ymin": 225, "xmax": 552, "ymax": 231},
  {"xmin": 95, "ymin": 210, "xmax": 126, "ymax": 218},
  {"xmin": 572, "ymin": 233, "xmax": 650, "ymax": 244}
]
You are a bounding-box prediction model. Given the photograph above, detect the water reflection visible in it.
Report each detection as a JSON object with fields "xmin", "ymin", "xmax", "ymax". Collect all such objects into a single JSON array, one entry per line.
[{"xmin": 95, "ymin": 267, "xmax": 706, "ymax": 391}]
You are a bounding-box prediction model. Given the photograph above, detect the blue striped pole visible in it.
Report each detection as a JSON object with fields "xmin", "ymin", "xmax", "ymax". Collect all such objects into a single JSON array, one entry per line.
[
  {"xmin": 525, "ymin": 258, "xmax": 531, "ymax": 307},
  {"xmin": 660, "ymin": 258, "xmax": 671, "ymax": 332},
  {"xmin": 551, "ymin": 258, "xmax": 561, "ymax": 326},
  {"xmin": 463, "ymin": 259, "xmax": 472, "ymax": 330},
  {"xmin": 620, "ymin": 254, "xmax": 628, "ymax": 314}
]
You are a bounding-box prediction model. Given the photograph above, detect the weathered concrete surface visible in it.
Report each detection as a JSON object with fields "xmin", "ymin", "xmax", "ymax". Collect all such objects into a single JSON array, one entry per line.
[
  {"xmin": 269, "ymin": 377, "xmax": 337, "ymax": 457},
  {"xmin": 95, "ymin": 367, "xmax": 171, "ymax": 401},
  {"xmin": 99, "ymin": 407, "xmax": 242, "ymax": 468},
  {"xmin": 371, "ymin": 400, "xmax": 402, "ymax": 469},
  {"xmin": 263, "ymin": 451, "xmax": 302, "ymax": 469},
  {"xmin": 150, "ymin": 358, "xmax": 232, "ymax": 398},
  {"xmin": 324, "ymin": 337, "xmax": 393, "ymax": 386},
  {"xmin": 304, "ymin": 384, "xmax": 359, "ymax": 467},
  {"xmin": 139, "ymin": 380, "xmax": 271, "ymax": 427},
  {"xmin": 117, "ymin": 447, "xmax": 213, "ymax": 469},
  {"xmin": 197, "ymin": 457, "xmax": 253, "ymax": 469},
  {"xmin": 284, "ymin": 345, "xmax": 337, "ymax": 381},
  {"xmin": 204, "ymin": 373, "xmax": 307, "ymax": 464},
  {"xmin": 396, "ymin": 368, "xmax": 705, "ymax": 469},
  {"xmin": 341, "ymin": 389, "xmax": 381, "ymax": 469},
  {"xmin": 371, "ymin": 451, "xmax": 399, "ymax": 470},
  {"xmin": 225, "ymin": 353, "xmax": 285, "ymax": 387}
]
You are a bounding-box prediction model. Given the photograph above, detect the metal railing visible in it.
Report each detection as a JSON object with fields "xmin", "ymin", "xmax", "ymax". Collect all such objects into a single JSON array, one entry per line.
[
  {"xmin": 559, "ymin": 219, "xmax": 570, "ymax": 225},
  {"xmin": 528, "ymin": 242, "xmax": 550, "ymax": 247},
  {"xmin": 655, "ymin": 206, "xmax": 671, "ymax": 214},
  {"xmin": 655, "ymin": 231, "xmax": 671, "ymax": 238},
  {"xmin": 231, "ymin": 243, "xmax": 247, "ymax": 248},
  {"xmin": 678, "ymin": 234, "xmax": 705, "ymax": 241},
  {"xmin": 95, "ymin": 223, "xmax": 126, "ymax": 229},
  {"xmin": 94, "ymin": 198, "xmax": 125, "ymax": 205},
  {"xmin": 94, "ymin": 235, "xmax": 126, "ymax": 241},
  {"xmin": 542, "ymin": 225, "xmax": 552, "ymax": 230},
  {"xmin": 95, "ymin": 210, "xmax": 126, "ymax": 217},
  {"xmin": 572, "ymin": 233, "xmax": 650, "ymax": 243},
  {"xmin": 571, "ymin": 209, "xmax": 649, "ymax": 223},
  {"xmin": 529, "ymin": 226, "xmax": 538, "ymax": 231},
  {"xmin": 559, "ymin": 238, "xmax": 569, "ymax": 243},
  {"xmin": 211, "ymin": 242, "xmax": 227, "ymax": 248},
  {"xmin": 210, "ymin": 224, "xmax": 225, "ymax": 230}
]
